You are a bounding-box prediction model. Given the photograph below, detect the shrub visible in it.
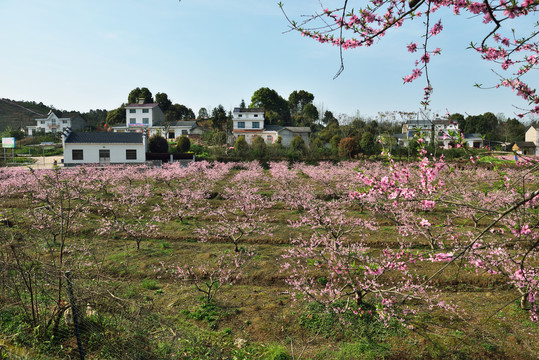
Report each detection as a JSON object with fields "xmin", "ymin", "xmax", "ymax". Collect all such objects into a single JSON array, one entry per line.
[
  {"xmin": 212, "ymin": 131, "xmax": 227, "ymax": 145},
  {"xmin": 176, "ymin": 136, "xmax": 191, "ymax": 153},
  {"xmin": 234, "ymin": 136, "xmax": 249, "ymax": 154},
  {"xmin": 290, "ymin": 135, "xmax": 306, "ymax": 154},
  {"xmin": 329, "ymin": 135, "xmax": 341, "ymax": 151},
  {"xmin": 148, "ymin": 134, "xmax": 169, "ymax": 153},
  {"xmin": 252, "ymin": 136, "xmax": 267, "ymax": 158},
  {"xmin": 338, "ymin": 137, "xmax": 359, "ymax": 158}
]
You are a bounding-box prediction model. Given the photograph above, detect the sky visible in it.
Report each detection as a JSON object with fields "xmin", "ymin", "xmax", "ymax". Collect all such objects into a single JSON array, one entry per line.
[{"xmin": 0, "ymin": 0, "xmax": 538, "ymax": 121}]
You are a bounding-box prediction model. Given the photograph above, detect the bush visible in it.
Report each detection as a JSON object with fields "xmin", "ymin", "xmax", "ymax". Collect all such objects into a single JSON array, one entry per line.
[
  {"xmin": 290, "ymin": 135, "xmax": 306, "ymax": 154},
  {"xmin": 252, "ymin": 136, "xmax": 267, "ymax": 159},
  {"xmin": 329, "ymin": 135, "xmax": 341, "ymax": 151},
  {"xmin": 212, "ymin": 131, "xmax": 227, "ymax": 145},
  {"xmin": 338, "ymin": 137, "xmax": 359, "ymax": 158},
  {"xmin": 148, "ymin": 134, "xmax": 169, "ymax": 153},
  {"xmin": 176, "ymin": 136, "xmax": 191, "ymax": 153},
  {"xmin": 234, "ymin": 136, "xmax": 249, "ymax": 154}
]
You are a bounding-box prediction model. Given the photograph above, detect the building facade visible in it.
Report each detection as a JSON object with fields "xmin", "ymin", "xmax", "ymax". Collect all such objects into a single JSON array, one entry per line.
[
  {"xmin": 27, "ymin": 111, "xmax": 86, "ymax": 136},
  {"xmin": 63, "ymin": 131, "xmax": 146, "ymax": 166},
  {"xmin": 231, "ymin": 107, "xmax": 310, "ymax": 146}
]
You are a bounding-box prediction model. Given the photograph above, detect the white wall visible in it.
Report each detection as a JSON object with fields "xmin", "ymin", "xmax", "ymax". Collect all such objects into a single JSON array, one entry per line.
[
  {"xmin": 125, "ymin": 106, "xmax": 164, "ymax": 127},
  {"xmin": 64, "ymin": 143, "xmax": 146, "ymax": 165}
]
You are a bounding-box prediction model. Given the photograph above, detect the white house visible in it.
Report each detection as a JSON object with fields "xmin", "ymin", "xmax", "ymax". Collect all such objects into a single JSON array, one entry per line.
[
  {"xmin": 111, "ymin": 99, "xmax": 165, "ymax": 135},
  {"xmin": 525, "ymin": 126, "xmax": 539, "ymax": 154},
  {"xmin": 112, "ymin": 99, "xmax": 205, "ymax": 141},
  {"xmin": 27, "ymin": 110, "xmax": 86, "ymax": 136},
  {"xmin": 398, "ymin": 118, "xmax": 460, "ymax": 148},
  {"xmin": 164, "ymin": 121, "xmax": 206, "ymax": 140},
  {"xmin": 231, "ymin": 107, "xmax": 310, "ymax": 146},
  {"xmin": 63, "ymin": 130, "xmax": 146, "ymax": 166}
]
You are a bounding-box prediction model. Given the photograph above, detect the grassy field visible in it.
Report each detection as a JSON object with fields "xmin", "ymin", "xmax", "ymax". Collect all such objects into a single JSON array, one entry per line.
[{"xmin": 0, "ymin": 159, "xmax": 537, "ymax": 359}]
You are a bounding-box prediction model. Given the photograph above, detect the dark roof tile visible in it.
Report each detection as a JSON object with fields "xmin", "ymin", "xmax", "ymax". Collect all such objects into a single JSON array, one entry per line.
[{"xmin": 65, "ymin": 132, "xmax": 143, "ymax": 144}]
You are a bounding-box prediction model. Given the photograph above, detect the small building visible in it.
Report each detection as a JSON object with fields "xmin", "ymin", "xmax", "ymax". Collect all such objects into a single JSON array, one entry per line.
[
  {"xmin": 63, "ymin": 130, "xmax": 146, "ymax": 166},
  {"xmin": 27, "ymin": 110, "xmax": 86, "ymax": 136},
  {"xmin": 399, "ymin": 118, "xmax": 460, "ymax": 147},
  {"xmin": 165, "ymin": 121, "xmax": 206, "ymax": 141},
  {"xmin": 231, "ymin": 107, "xmax": 310, "ymax": 146},
  {"xmin": 506, "ymin": 141, "xmax": 536, "ymax": 155},
  {"xmin": 525, "ymin": 126, "xmax": 539, "ymax": 155},
  {"xmin": 463, "ymin": 133, "xmax": 484, "ymax": 148}
]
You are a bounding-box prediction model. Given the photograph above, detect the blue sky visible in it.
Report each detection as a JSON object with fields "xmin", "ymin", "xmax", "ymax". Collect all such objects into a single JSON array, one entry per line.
[{"xmin": 0, "ymin": 0, "xmax": 537, "ymax": 121}]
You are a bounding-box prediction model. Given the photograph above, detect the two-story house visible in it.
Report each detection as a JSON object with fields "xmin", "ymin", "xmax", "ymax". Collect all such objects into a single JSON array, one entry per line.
[
  {"xmin": 231, "ymin": 107, "xmax": 310, "ymax": 146},
  {"xmin": 27, "ymin": 110, "xmax": 86, "ymax": 136},
  {"xmin": 398, "ymin": 118, "xmax": 461, "ymax": 148},
  {"xmin": 112, "ymin": 99, "xmax": 204, "ymax": 140},
  {"xmin": 112, "ymin": 98, "xmax": 165, "ymax": 136},
  {"xmin": 524, "ymin": 126, "xmax": 539, "ymax": 155}
]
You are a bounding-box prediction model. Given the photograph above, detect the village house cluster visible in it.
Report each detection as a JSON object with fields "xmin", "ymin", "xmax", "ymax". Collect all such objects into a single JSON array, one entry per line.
[{"xmin": 24, "ymin": 98, "xmax": 539, "ymax": 166}]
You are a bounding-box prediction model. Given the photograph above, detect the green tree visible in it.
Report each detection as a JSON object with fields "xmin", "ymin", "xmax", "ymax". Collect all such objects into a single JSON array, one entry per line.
[
  {"xmin": 290, "ymin": 135, "xmax": 306, "ymax": 153},
  {"xmin": 81, "ymin": 109, "xmax": 108, "ymax": 130},
  {"xmin": 166, "ymin": 104, "xmax": 195, "ymax": 122},
  {"xmin": 212, "ymin": 130, "xmax": 227, "ymax": 145},
  {"xmin": 148, "ymin": 134, "xmax": 169, "ymax": 153},
  {"xmin": 155, "ymin": 92, "xmax": 172, "ymax": 112},
  {"xmin": 105, "ymin": 105, "xmax": 126, "ymax": 126},
  {"xmin": 128, "ymin": 87, "xmax": 153, "ymax": 104},
  {"xmin": 198, "ymin": 107, "xmax": 209, "ymax": 119},
  {"xmin": 302, "ymin": 103, "xmax": 319, "ymax": 127},
  {"xmin": 176, "ymin": 135, "xmax": 191, "ymax": 153},
  {"xmin": 211, "ymin": 105, "xmax": 228, "ymax": 130},
  {"xmin": 252, "ymin": 135, "xmax": 267, "ymax": 158},
  {"xmin": 1, "ymin": 127, "xmax": 25, "ymax": 140},
  {"xmin": 321, "ymin": 110, "xmax": 337, "ymax": 126},
  {"xmin": 329, "ymin": 135, "xmax": 341, "ymax": 151},
  {"xmin": 359, "ymin": 132, "xmax": 378, "ymax": 155},
  {"xmin": 250, "ymin": 87, "xmax": 290, "ymax": 125},
  {"xmin": 288, "ymin": 90, "xmax": 314, "ymax": 116},
  {"xmin": 234, "ymin": 135, "xmax": 249, "ymax": 154}
]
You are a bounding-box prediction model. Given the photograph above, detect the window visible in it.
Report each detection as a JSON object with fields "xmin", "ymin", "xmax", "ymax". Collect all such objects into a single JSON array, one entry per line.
[
  {"xmin": 252, "ymin": 122, "xmax": 260, "ymax": 129},
  {"xmin": 126, "ymin": 149, "xmax": 137, "ymax": 160},
  {"xmin": 254, "ymin": 114, "xmax": 259, "ymax": 117},
  {"xmin": 142, "ymin": 118, "xmax": 149, "ymax": 124},
  {"xmin": 182, "ymin": 130, "xmax": 188, "ymax": 135},
  {"xmin": 238, "ymin": 114, "xmax": 243, "ymax": 118},
  {"xmin": 51, "ymin": 118, "xmax": 56, "ymax": 125},
  {"xmin": 168, "ymin": 131, "xmax": 175, "ymax": 139},
  {"xmin": 130, "ymin": 118, "xmax": 136, "ymax": 124},
  {"xmin": 129, "ymin": 109, "xmax": 136, "ymax": 113},
  {"xmin": 142, "ymin": 109, "xmax": 149, "ymax": 113},
  {"xmin": 238, "ymin": 121, "xmax": 245, "ymax": 129},
  {"xmin": 72, "ymin": 149, "xmax": 83, "ymax": 160},
  {"xmin": 62, "ymin": 120, "xmax": 68, "ymax": 124}
]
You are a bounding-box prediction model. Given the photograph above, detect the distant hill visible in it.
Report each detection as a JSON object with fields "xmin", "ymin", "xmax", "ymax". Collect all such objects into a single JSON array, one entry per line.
[
  {"xmin": 0, "ymin": 99, "xmax": 108, "ymax": 132},
  {"xmin": 0, "ymin": 98, "xmax": 51, "ymax": 132}
]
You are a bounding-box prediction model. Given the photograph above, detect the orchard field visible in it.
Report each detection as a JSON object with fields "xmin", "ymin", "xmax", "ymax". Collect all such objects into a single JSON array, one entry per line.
[{"xmin": 0, "ymin": 155, "xmax": 538, "ymax": 359}]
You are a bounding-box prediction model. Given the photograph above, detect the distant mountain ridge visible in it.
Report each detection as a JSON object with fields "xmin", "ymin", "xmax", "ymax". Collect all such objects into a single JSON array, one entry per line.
[{"xmin": 0, "ymin": 98, "xmax": 52, "ymax": 132}]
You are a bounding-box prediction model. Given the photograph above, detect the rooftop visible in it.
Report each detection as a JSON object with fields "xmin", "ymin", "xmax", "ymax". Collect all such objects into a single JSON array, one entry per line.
[{"xmin": 64, "ymin": 132, "xmax": 144, "ymax": 144}]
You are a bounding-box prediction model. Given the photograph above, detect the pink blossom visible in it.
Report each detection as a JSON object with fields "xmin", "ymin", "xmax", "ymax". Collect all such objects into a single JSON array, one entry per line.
[{"xmin": 407, "ymin": 42, "xmax": 418, "ymax": 53}]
